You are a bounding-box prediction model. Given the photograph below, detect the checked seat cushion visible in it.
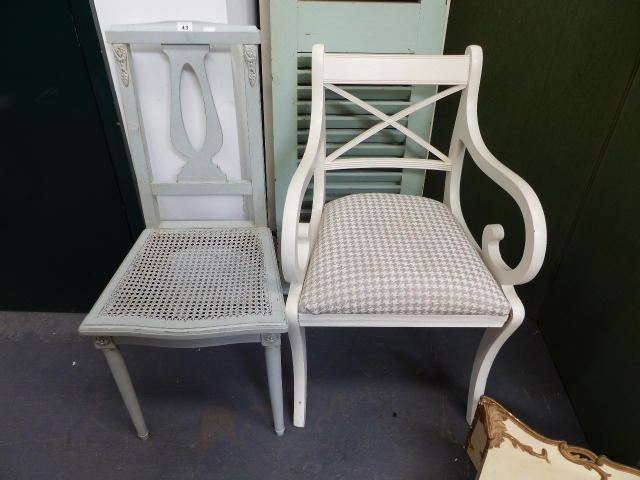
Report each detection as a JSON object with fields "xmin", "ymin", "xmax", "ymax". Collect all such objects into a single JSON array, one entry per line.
[{"xmin": 298, "ymin": 193, "xmax": 511, "ymax": 317}]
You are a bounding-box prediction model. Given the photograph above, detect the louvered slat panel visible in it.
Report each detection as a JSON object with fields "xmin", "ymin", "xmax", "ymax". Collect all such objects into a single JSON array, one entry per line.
[
  {"xmin": 298, "ymin": 143, "xmax": 405, "ymax": 157},
  {"xmin": 299, "ymin": 129, "xmax": 405, "ymax": 144},
  {"xmin": 296, "ymin": 53, "xmax": 420, "ymax": 220},
  {"xmin": 297, "ymin": 85, "xmax": 414, "ymax": 100},
  {"xmin": 297, "ymin": 100, "xmax": 410, "ymax": 115},
  {"xmin": 297, "ymin": 115, "xmax": 409, "ymax": 129},
  {"xmin": 270, "ymin": 0, "xmax": 448, "ymax": 235}
]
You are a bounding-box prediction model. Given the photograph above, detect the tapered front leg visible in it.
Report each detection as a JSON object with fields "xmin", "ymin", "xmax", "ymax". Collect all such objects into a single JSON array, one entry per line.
[
  {"xmin": 262, "ymin": 334, "xmax": 285, "ymax": 436},
  {"xmin": 93, "ymin": 337, "xmax": 149, "ymax": 440}
]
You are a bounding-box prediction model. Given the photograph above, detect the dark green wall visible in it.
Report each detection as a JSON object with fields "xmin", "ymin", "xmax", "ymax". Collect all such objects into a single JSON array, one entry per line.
[
  {"xmin": 429, "ymin": 1, "xmax": 640, "ymax": 317},
  {"xmin": 0, "ymin": 1, "xmax": 143, "ymax": 312},
  {"xmin": 540, "ymin": 65, "xmax": 640, "ymax": 467},
  {"xmin": 429, "ymin": 0, "xmax": 640, "ymax": 466}
]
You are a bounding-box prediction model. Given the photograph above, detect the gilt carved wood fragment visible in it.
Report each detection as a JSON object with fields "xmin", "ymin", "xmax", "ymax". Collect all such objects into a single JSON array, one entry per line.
[{"xmin": 467, "ymin": 397, "xmax": 640, "ymax": 479}]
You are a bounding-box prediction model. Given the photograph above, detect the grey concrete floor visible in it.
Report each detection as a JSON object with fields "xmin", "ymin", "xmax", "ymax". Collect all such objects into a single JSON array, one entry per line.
[{"xmin": 0, "ymin": 311, "xmax": 587, "ymax": 479}]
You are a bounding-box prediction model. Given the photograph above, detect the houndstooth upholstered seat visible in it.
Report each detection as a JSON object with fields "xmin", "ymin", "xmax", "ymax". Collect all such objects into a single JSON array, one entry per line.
[{"xmin": 299, "ymin": 193, "xmax": 510, "ymax": 317}]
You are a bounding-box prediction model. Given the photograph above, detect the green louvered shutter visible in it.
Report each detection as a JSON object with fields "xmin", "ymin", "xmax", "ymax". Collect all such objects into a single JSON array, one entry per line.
[{"xmin": 269, "ymin": 0, "xmax": 450, "ymax": 227}]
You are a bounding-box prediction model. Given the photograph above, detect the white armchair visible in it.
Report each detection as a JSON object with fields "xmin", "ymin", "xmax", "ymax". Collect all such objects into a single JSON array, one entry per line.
[{"xmin": 281, "ymin": 44, "xmax": 546, "ymax": 427}]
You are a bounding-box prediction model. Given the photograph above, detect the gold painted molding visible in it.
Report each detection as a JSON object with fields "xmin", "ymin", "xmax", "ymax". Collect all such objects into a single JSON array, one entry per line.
[{"xmin": 467, "ymin": 396, "xmax": 640, "ymax": 479}]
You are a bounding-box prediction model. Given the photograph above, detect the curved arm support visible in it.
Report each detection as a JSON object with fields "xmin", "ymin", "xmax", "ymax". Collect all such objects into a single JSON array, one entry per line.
[
  {"xmin": 281, "ymin": 44, "xmax": 326, "ymax": 285},
  {"xmin": 467, "ymin": 139, "xmax": 547, "ymax": 285},
  {"xmin": 450, "ymin": 45, "xmax": 547, "ymax": 286},
  {"xmin": 281, "ymin": 138, "xmax": 322, "ymax": 284},
  {"xmin": 465, "ymin": 134, "xmax": 546, "ymax": 285}
]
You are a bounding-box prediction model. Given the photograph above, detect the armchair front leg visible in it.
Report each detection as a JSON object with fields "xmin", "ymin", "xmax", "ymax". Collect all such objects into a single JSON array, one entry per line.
[{"xmin": 466, "ymin": 286, "xmax": 524, "ymax": 424}]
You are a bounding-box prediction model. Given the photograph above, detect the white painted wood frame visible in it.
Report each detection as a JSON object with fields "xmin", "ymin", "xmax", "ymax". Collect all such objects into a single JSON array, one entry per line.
[{"xmin": 281, "ymin": 45, "xmax": 547, "ymax": 428}]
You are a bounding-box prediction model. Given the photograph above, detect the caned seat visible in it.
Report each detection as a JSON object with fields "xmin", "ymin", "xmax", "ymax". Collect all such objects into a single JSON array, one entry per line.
[
  {"xmin": 282, "ymin": 45, "xmax": 546, "ymax": 428},
  {"xmin": 78, "ymin": 22, "xmax": 286, "ymax": 438},
  {"xmin": 85, "ymin": 228, "xmax": 283, "ymax": 335}
]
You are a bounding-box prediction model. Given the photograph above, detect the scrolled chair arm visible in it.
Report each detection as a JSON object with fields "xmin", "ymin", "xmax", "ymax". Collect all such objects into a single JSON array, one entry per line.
[
  {"xmin": 282, "ymin": 43, "xmax": 327, "ymax": 286},
  {"xmin": 459, "ymin": 125, "xmax": 547, "ymax": 287},
  {"xmin": 446, "ymin": 45, "xmax": 547, "ymax": 287}
]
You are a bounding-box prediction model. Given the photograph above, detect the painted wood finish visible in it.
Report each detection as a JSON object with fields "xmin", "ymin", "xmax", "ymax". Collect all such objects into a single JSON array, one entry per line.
[
  {"xmin": 428, "ymin": 0, "xmax": 640, "ymax": 317},
  {"xmin": 467, "ymin": 397, "xmax": 640, "ymax": 479},
  {"xmin": 79, "ymin": 22, "xmax": 287, "ymax": 437},
  {"xmin": 282, "ymin": 45, "xmax": 546, "ymax": 428}
]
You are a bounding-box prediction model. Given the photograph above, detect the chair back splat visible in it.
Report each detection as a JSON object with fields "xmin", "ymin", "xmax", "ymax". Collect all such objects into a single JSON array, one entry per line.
[
  {"xmin": 78, "ymin": 22, "xmax": 286, "ymax": 438},
  {"xmin": 282, "ymin": 44, "xmax": 547, "ymax": 428},
  {"xmin": 107, "ymin": 22, "xmax": 266, "ymax": 229}
]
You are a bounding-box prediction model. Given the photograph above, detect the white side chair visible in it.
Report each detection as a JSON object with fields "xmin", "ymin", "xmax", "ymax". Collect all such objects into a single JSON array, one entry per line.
[
  {"xmin": 282, "ymin": 44, "xmax": 547, "ymax": 427},
  {"xmin": 79, "ymin": 22, "xmax": 286, "ymax": 438}
]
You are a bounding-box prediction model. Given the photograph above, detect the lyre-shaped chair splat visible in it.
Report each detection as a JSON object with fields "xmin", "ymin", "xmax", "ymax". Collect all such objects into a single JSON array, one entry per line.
[{"xmin": 163, "ymin": 45, "xmax": 226, "ymax": 182}]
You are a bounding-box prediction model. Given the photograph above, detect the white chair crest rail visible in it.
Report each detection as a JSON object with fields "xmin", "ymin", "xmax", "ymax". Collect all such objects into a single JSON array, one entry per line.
[
  {"xmin": 282, "ymin": 44, "xmax": 547, "ymax": 427},
  {"xmin": 78, "ymin": 22, "xmax": 286, "ymax": 438}
]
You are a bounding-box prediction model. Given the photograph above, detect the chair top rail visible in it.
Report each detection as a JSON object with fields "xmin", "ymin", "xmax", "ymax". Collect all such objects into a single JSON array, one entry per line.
[
  {"xmin": 323, "ymin": 53, "xmax": 470, "ymax": 85},
  {"xmin": 106, "ymin": 21, "xmax": 260, "ymax": 45}
]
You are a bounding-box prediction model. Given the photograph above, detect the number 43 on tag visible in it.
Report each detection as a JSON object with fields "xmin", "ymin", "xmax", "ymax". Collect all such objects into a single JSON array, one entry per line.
[{"xmin": 177, "ymin": 22, "xmax": 193, "ymax": 32}]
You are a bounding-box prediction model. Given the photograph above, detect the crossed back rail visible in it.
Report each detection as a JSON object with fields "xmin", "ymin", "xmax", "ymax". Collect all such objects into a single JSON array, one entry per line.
[
  {"xmin": 106, "ymin": 22, "xmax": 266, "ymax": 229},
  {"xmin": 311, "ymin": 45, "xmax": 472, "ymax": 174}
]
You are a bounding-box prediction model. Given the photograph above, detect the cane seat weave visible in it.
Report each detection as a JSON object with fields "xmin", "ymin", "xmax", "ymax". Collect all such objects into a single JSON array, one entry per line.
[
  {"xmin": 81, "ymin": 226, "xmax": 284, "ymax": 337},
  {"xmin": 100, "ymin": 228, "xmax": 273, "ymax": 321}
]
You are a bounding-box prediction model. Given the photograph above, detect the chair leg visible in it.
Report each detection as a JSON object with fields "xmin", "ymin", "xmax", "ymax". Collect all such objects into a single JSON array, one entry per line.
[
  {"xmin": 262, "ymin": 334, "xmax": 285, "ymax": 436},
  {"xmin": 94, "ymin": 337, "xmax": 149, "ymax": 440},
  {"xmin": 289, "ymin": 321, "xmax": 307, "ymax": 428},
  {"xmin": 286, "ymin": 284, "xmax": 307, "ymax": 427},
  {"xmin": 466, "ymin": 286, "xmax": 524, "ymax": 425}
]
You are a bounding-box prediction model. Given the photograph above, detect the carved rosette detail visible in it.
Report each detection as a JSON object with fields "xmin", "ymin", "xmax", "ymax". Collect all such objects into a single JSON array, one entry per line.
[
  {"xmin": 112, "ymin": 44, "xmax": 130, "ymax": 87},
  {"xmin": 262, "ymin": 333, "xmax": 280, "ymax": 344},
  {"xmin": 243, "ymin": 45, "xmax": 258, "ymax": 88},
  {"xmin": 93, "ymin": 336, "xmax": 113, "ymax": 348}
]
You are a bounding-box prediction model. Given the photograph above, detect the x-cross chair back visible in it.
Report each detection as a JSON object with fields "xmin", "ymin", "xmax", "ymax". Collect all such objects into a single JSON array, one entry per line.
[
  {"xmin": 282, "ymin": 44, "xmax": 546, "ymax": 427},
  {"xmin": 78, "ymin": 22, "xmax": 286, "ymax": 437}
]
